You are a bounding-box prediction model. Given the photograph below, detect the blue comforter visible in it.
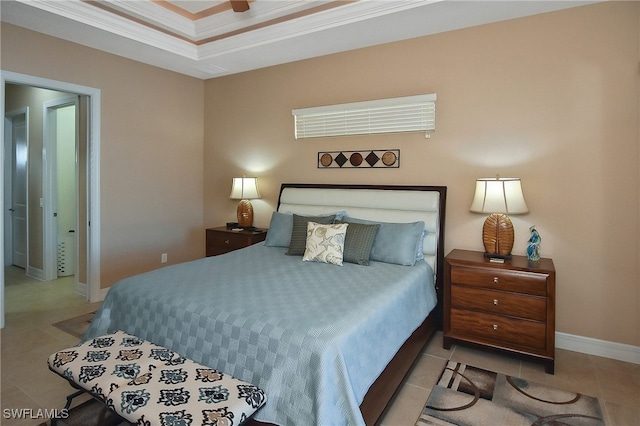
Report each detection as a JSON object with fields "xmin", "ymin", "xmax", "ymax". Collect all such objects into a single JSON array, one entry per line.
[{"xmin": 85, "ymin": 243, "xmax": 437, "ymax": 425}]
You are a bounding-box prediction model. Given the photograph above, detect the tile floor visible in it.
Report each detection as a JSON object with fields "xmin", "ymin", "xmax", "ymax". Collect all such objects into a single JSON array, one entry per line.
[
  {"xmin": 1, "ymin": 266, "xmax": 102, "ymax": 426},
  {"xmin": 1, "ymin": 266, "xmax": 639, "ymax": 426}
]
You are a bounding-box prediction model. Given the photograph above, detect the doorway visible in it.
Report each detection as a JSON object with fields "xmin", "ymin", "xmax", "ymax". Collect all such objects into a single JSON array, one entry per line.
[
  {"xmin": 43, "ymin": 97, "xmax": 80, "ymax": 285},
  {"xmin": 0, "ymin": 71, "xmax": 102, "ymax": 329}
]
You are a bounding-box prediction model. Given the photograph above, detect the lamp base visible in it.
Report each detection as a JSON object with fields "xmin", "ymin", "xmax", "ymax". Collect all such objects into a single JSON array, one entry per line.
[
  {"xmin": 482, "ymin": 213, "xmax": 514, "ymax": 258},
  {"xmin": 237, "ymin": 199, "xmax": 254, "ymax": 228}
]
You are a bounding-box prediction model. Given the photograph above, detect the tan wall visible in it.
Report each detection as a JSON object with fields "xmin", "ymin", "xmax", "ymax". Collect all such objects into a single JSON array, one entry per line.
[
  {"xmin": 2, "ymin": 23, "xmax": 205, "ymax": 288},
  {"xmin": 204, "ymin": 2, "xmax": 639, "ymax": 346}
]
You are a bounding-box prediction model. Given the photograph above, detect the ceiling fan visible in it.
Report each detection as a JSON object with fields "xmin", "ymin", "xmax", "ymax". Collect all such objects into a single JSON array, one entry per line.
[{"xmin": 230, "ymin": 0, "xmax": 250, "ymax": 13}]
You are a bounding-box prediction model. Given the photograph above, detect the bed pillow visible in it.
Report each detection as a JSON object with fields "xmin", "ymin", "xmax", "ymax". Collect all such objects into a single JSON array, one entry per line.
[
  {"xmin": 342, "ymin": 217, "xmax": 425, "ymax": 266},
  {"xmin": 264, "ymin": 211, "xmax": 294, "ymax": 247},
  {"xmin": 338, "ymin": 221, "xmax": 380, "ymax": 266},
  {"xmin": 265, "ymin": 212, "xmax": 342, "ymax": 248},
  {"xmin": 302, "ymin": 222, "xmax": 348, "ymax": 266},
  {"xmin": 286, "ymin": 214, "xmax": 336, "ymax": 255},
  {"xmin": 416, "ymin": 229, "xmax": 428, "ymax": 262}
]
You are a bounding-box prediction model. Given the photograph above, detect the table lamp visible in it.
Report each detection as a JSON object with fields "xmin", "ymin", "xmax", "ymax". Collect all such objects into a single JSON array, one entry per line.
[
  {"xmin": 230, "ymin": 177, "xmax": 261, "ymax": 228},
  {"xmin": 470, "ymin": 176, "xmax": 529, "ymax": 259}
]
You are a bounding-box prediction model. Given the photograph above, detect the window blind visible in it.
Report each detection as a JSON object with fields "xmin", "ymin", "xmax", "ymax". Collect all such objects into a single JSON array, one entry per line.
[{"xmin": 292, "ymin": 94, "xmax": 436, "ymax": 139}]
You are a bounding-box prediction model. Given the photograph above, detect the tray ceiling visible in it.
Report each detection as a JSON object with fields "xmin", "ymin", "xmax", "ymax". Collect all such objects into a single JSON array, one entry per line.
[{"xmin": 1, "ymin": 0, "xmax": 596, "ymax": 79}]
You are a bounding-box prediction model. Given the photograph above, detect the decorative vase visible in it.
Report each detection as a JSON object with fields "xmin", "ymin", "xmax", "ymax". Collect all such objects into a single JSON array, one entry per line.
[{"xmin": 526, "ymin": 225, "xmax": 541, "ymax": 262}]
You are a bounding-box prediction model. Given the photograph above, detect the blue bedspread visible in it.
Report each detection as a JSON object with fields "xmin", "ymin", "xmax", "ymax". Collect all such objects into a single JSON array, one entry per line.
[{"xmin": 85, "ymin": 243, "xmax": 437, "ymax": 425}]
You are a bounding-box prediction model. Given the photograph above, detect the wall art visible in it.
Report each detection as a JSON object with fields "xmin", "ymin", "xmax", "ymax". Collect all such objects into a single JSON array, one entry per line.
[{"xmin": 318, "ymin": 149, "xmax": 400, "ymax": 168}]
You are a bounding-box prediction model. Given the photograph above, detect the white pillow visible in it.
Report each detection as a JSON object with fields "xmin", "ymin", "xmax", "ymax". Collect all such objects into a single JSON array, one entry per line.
[{"xmin": 303, "ymin": 222, "xmax": 348, "ymax": 266}]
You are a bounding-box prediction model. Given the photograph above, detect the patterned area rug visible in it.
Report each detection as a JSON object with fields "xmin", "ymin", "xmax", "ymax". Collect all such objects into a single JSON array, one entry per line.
[
  {"xmin": 417, "ymin": 361, "xmax": 605, "ymax": 426},
  {"xmin": 52, "ymin": 311, "xmax": 95, "ymax": 339}
]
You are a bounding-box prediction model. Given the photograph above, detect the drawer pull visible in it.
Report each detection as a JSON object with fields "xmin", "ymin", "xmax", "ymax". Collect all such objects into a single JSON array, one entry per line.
[
  {"xmin": 493, "ymin": 277, "xmax": 499, "ymax": 284},
  {"xmin": 493, "ymin": 324, "xmax": 498, "ymax": 330},
  {"xmin": 224, "ymin": 239, "xmax": 230, "ymax": 245},
  {"xmin": 493, "ymin": 299, "xmax": 498, "ymax": 306}
]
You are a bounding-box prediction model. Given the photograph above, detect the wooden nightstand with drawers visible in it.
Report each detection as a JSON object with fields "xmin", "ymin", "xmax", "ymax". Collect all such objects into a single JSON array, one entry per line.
[
  {"xmin": 443, "ymin": 249, "xmax": 556, "ymax": 374},
  {"xmin": 206, "ymin": 226, "xmax": 267, "ymax": 257}
]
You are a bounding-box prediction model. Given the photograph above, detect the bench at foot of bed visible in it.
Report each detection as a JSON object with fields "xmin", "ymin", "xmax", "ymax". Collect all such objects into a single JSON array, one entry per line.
[{"xmin": 47, "ymin": 330, "xmax": 266, "ymax": 425}]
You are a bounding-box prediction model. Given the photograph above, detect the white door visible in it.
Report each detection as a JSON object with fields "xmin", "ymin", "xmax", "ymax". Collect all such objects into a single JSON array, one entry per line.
[{"xmin": 9, "ymin": 113, "xmax": 27, "ymax": 268}]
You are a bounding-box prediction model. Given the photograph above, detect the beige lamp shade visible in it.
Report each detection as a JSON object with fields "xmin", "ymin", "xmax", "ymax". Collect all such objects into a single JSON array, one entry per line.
[
  {"xmin": 230, "ymin": 177, "xmax": 261, "ymax": 228},
  {"xmin": 470, "ymin": 177, "xmax": 528, "ymax": 258}
]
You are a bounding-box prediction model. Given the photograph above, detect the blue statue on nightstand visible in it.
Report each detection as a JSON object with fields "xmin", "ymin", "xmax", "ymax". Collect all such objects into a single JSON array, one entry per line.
[{"xmin": 527, "ymin": 225, "xmax": 541, "ymax": 262}]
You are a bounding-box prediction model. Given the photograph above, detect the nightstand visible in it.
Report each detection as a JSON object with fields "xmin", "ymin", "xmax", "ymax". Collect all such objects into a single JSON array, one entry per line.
[
  {"xmin": 205, "ymin": 227, "xmax": 267, "ymax": 257},
  {"xmin": 443, "ymin": 249, "xmax": 556, "ymax": 374}
]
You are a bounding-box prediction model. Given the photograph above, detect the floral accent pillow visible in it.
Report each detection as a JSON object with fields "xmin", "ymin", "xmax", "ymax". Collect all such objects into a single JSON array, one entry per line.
[{"xmin": 302, "ymin": 222, "xmax": 348, "ymax": 266}]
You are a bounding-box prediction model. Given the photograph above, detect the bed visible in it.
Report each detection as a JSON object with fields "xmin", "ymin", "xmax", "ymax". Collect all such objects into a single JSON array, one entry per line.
[{"xmin": 85, "ymin": 183, "xmax": 447, "ymax": 425}]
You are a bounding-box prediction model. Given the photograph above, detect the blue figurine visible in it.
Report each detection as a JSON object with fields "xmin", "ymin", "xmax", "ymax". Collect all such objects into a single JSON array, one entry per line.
[{"xmin": 527, "ymin": 225, "xmax": 541, "ymax": 261}]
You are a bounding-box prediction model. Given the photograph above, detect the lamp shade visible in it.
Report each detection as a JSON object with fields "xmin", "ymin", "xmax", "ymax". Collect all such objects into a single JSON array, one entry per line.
[
  {"xmin": 470, "ymin": 177, "xmax": 528, "ymax": 214},
  {"xmin": 229, "ymin": 177, "xmax": 261, "ymax": 200}
]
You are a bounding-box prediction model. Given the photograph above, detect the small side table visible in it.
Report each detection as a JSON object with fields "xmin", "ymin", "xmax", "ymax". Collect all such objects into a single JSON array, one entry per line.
[
  {"xmin": 205, "ymin": 226, "xmax": 267, "ymax": 257},
  {"xmin": 443, "ymin": 249, "xmax": 556, "ymax": 373}
]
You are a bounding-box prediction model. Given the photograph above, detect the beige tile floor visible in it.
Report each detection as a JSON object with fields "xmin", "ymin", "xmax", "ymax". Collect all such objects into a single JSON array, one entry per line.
[
  {"xmin": 1, "ymin": 266, "xmax": 639, "ymax": 426},
  {"xmin": 1, "ymin": 266, "xmax": 102, "ymax": 426}
]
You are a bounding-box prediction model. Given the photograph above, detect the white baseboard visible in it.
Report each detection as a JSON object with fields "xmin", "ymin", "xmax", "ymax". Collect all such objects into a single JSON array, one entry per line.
[
  {"xmin": 556, "ymin": 332, "xmax": 640, "ymax": 365},
  {"xmin": 75, "ymin": 281, "xmax": 87, "ymax": 297},
  {"xmin": 26, "ymin": 266, "xmax": 45, "ymax": 281},
  {"xmin": 99, "ymin": 286, "xmax": 110, "ymax": 301}
]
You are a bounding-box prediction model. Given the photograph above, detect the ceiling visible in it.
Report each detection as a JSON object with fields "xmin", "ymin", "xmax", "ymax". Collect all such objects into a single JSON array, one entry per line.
[{"xmin": 1, "ymin": 0, "xmax": 596, "ymax": 80}]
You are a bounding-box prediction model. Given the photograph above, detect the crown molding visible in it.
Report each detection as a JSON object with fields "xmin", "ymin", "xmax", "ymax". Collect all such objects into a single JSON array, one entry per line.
[
  {"xmin": 102, "ymin": 0, "xmax": 196, "ymax": 37},
  {"xmin": 21, "ymin": 0, "xmax": 198, "ymax": 57},
  {"xmin": 196, "ymin": 0, "xmax": 430, "ymax": 59},
  {"xmin": 3, "ymin": 0, "xmax": 600, "ymax": 79}
]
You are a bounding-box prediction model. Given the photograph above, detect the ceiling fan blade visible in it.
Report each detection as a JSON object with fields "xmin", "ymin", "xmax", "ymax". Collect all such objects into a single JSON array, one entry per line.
[{"xmin": 230, "ymin": 1, "xmax": 250, "ymax": 12}]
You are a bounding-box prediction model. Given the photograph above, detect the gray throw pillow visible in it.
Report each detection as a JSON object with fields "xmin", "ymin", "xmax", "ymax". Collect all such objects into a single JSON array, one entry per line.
[
  {"xmin": 341, "ymin": 222, "xmax": 380, "ymax": 266},
  {"xmin": 286, "ymin": 214, "xmax": 336, "ymax": 256}
]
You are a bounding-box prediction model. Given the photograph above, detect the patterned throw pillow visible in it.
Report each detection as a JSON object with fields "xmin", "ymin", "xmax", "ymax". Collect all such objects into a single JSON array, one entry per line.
[{"xmin": 302, "ymin": 222, "xmax": 348, "ymax": 266}]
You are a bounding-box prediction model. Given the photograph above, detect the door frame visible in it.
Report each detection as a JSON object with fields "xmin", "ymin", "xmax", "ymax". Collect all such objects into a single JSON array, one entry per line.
[
  {"xmin": 43, "ymin": 96, "xmax": 79, "ymax": 283},
  {"xmin": 3, "ymin": 107, "xmax": 29, "ymax": 269},
  {"xmin": 0, "ymin": 71, "xmax": 102, "ymax": 329}
]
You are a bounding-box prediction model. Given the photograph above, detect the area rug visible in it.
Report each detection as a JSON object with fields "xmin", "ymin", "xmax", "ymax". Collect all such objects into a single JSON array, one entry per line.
[
  {"xmin": 52, "ymin": 311, "xmax": 95, "ymax": 339},
  {"xmin": 417, "ymin": 361, "xmax": 605, "ymax": 426}
]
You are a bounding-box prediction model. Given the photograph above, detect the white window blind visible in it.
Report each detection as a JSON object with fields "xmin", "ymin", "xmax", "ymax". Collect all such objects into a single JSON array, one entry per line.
[{"xmin": 292, "ymin": 94, "xmax": 436, "ymax": 139}]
